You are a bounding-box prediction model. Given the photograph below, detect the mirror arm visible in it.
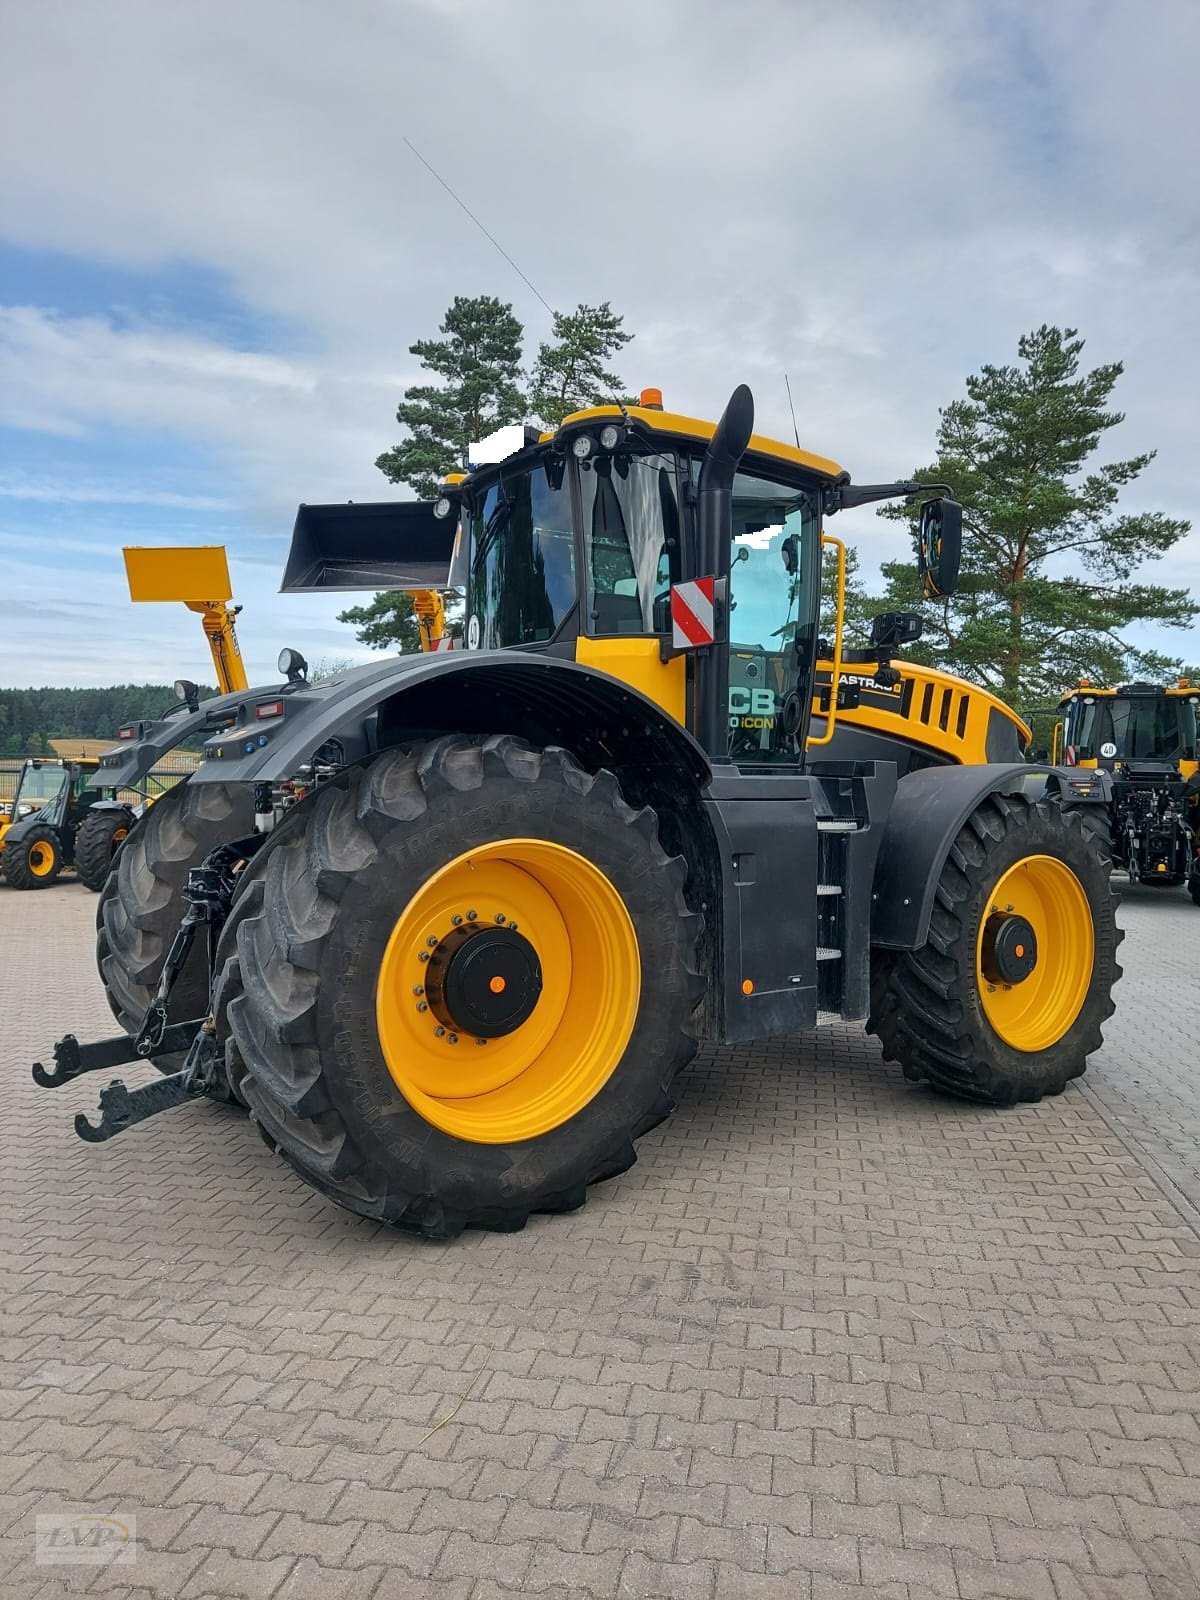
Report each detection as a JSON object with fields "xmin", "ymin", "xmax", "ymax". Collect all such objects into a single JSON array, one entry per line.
[{"xmin": 824, "ymin": 479, "xmax": 954, "ymax": 515}]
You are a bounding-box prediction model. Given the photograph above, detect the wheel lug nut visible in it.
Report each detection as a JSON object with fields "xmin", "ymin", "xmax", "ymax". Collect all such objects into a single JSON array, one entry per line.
[
  {"xmin": 417, "ymin": 1001, "xmax": 428, "ymax": 1012},
  {"xmin": 435, "ymin": 1026, "xmax": 446, "ymax": 1037},
  {"xmin": 466, "ymin": 909, "xmax": 478, "ymax": 921},
  {"xmin": 448, "ymin": 1034, "xmax": 458, "ymax": 1045},
  {"xmin": 452, "ymin": 914, "xmax": 463, "ymax": 926},
  {"xmin": 476, "ymin": 1037, "xmax": 488, "ymax": 1046},
  {"xmin": 427, "ymin": 936, "xmax": 439, "ymax": 948},
  {"xmin": 495, "ymin": 913, "xmax": 506, "ymax": 924},
  {"xmin": 419, "ymin": 951, "xmax": 430, "ymax": 963},
  {"xmin": 508, "ymin": 922, "xmax": 518, "ymax": 933},
  {"xmin": 412, "ymin": 985, "xmax": 424, "ymax": 996}
]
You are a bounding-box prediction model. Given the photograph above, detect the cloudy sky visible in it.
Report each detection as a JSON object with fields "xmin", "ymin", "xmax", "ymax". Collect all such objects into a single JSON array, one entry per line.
[{"xmin": 1, "ymin": 0, "xmax": 1197, "ymax": 686}]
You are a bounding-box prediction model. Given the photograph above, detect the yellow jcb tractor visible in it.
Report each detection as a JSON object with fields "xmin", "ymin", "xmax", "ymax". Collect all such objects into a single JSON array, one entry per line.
[
  {"xmin": 1050, "ymin": 679, "xmax": 1200, "ymax": 902},
  {"xmin": 35, "ymin": 385, "xmax": 1122, "ymax": 1238}
]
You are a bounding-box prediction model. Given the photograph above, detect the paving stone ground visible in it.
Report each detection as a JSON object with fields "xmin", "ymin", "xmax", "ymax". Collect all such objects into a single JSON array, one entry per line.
[
  {"xmin": 1078, "ymin": 878, "xmax": 1200, "ymax": 1223},
  {"xmin": 2, "ymin": 878, "xmax": 1199, "ymax": 1600}
]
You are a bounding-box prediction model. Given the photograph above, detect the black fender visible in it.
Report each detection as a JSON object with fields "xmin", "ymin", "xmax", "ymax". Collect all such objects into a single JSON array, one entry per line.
[
  {"xmin": 871, "ymin": 762, "xmax": 1112, "ymax": 950},
  {"xmin": 92, "ymin": 689, "xmax": 285, "ymax": 790},
  {"xmin": 186, "ymin": 651, "xmax": 711, "ymax": 789},
  {"xmin": 0, "ymin": 812, "xmax": 54, "ymax": 851}
]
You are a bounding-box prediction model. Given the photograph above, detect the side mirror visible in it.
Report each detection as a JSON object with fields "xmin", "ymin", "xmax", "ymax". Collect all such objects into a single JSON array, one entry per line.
[
  {"xmin": 918, "ymin": 498, "xmax": 962, "ymax": 599},
  {"xmin": 869, "ymin": 610, "xmax": 924, "ymax": 651}
]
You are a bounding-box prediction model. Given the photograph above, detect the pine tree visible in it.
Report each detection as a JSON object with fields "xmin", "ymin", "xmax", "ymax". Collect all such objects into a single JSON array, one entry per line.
[
  {"xmin": 529, "ymin": 302, "xmax": 634, "ymax": 427},
  {"xmin": 336, "ymin": 592, "xmax": 421, "ymax": 654},
  {"xmin": 376, "ymin": 295, "xmax": 526, "ymax": 498},
  {"xmin": 876, "ymin": 326, "xmax": 1195, "ymax": 711}
]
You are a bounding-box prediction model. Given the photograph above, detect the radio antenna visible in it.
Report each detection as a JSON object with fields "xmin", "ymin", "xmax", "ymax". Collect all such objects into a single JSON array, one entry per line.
[
  {"xmin": 783, "ymin": 372, "xmax": 801, "ymax": 448},
  {"xmin": 403, "ymin": 137, "xmax": 553, "ymax": 315}
]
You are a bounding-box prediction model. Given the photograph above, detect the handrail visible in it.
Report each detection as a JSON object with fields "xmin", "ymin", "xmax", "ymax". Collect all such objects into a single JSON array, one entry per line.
[{"xmin": 806, "ymin": 531, "xmax": 845, "ymax": 751}]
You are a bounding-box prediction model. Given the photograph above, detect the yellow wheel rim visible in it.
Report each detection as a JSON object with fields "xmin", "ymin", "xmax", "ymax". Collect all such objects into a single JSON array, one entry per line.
[
  {"xmin": 376, "ymin": 838, "xmax": 640, "ymax": 1143},
  {"xmin": 112, "ymin": 828, "xmax": 128, "ymax": 848},
  {"xmin": 976, "ymin": 854, "xmax": 1093, "ymax": 1053},
  {"xmin": 29, "ymin": 841, "xmax": 56, "ymax": 878}
]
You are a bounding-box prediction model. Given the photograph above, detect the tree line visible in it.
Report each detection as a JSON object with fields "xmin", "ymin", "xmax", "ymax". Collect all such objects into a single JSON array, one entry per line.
[
  {"xmin": 348, "ymin": 303, "xmax": 1195, "ymax": 719},
  {"xmin": 0, "ymin": 684, "xmax": 217, "ymax": 757}
]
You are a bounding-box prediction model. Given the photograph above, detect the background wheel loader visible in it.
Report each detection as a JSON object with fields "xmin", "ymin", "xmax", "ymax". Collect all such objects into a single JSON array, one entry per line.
[
  {"xmin": 1047, "ymin": 680, "xmax": 1200, "ymax": 900},
  {"xmin": 36, "ymin": 385, "xmax": 1121, "ymax": 1238}
]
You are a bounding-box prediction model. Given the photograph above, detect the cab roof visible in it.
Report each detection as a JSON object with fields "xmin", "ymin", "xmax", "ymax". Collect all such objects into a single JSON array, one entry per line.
[
  {"xmin": 1058, "ymin": 682, "xmax": 1197, "ymax": 705},
  {"xmin": 557, "ymin": 403, "xmax": 844, "ymax": 481}
]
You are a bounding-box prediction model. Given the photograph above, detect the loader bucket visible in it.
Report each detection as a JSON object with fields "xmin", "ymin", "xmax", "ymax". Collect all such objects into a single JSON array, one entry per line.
[{"xmin": 281, "ymin": 502, "xmax": 457, "ymax": 594}]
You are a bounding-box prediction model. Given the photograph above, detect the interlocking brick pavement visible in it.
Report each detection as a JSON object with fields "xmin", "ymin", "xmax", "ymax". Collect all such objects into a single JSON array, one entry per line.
[
  {"xmin": 1078, "ymin": 878, "xmax": 1200, "ymax": 1223},
  {"xmin": 2, "ymin": 880, "xmax": 1199, "ymax": 1599}
]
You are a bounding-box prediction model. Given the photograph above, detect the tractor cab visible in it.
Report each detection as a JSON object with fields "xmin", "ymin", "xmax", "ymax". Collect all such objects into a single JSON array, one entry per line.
[
  {"xmin": 436, "ymin": 391, "xmax": 961, "ymax": 775},
  {"xmin": 1055, "ymin": 682, "xmax": 1199, "ymax": 775},
  {"xmin": 1, "ymin": 760, "xmax": 71, "ymax": 838},
  {"xmin": 1053, "ymin": 682, "xmax": 1200, "ymax": 890}
]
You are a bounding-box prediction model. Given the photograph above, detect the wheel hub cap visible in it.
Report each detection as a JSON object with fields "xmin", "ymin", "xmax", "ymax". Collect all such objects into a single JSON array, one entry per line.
[
  {"xmin": 426, "ymin": 923, "xmax": 543, "ymax": 1038},
  {"xmin": 980, "ymin": 913, "xmax": 1038, "ymax": 986}
]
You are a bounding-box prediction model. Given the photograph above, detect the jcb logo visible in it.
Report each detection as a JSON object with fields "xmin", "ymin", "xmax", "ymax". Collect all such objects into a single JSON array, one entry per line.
[{"xmin": 729, "ymin": 688, "xmax": 776, "ymax": 716}]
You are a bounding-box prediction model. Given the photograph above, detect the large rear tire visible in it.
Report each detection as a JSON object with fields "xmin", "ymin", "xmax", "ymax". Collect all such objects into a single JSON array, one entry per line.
[
  {"xmin": 868, "ymin": 794, "xmax": 1121, "ymax": 1105},
  {"xmin": 75, "ymin": 807, "xmax": 136, "ymax": 893},
  {"xmin": 2, "ymin": 825, "xmax": 63, "ymax": 890},
  {"xmin": 96, "ymin": 780, "xmax": 255, "ymax": 1064},
  {"xmin": 213, "ymin": 736, "xmax": 702, "ymax": 1239}
]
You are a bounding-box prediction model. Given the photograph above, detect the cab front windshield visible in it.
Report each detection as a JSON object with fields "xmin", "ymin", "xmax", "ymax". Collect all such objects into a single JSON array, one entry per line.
[
  {"xmin": 462, "ymin": 459, "xmax": 576, "ymax": 649},
  {"xmin": 14, "ymin": 765, "xmax": 67, "ymax": 809},
  {"xmin": 1070, "ymin": 696, "xmax": 1198, "ymax": 762}
]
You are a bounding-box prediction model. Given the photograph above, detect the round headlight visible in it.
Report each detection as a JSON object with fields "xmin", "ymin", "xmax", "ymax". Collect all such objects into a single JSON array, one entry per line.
[
  {"xmin": 433, "ymin": 496, "xmax": 454, "ymax": 520},
  {"xmin": 599, "ymin": 424, "xmax": 621, "ymax": 451},
  {"xmin": 278, "ymin": 647, "xmax": 308, "ymax": 681},
  {"xmin": 571, "ymin": 434, "xmax": 594, "ymax": 461}
]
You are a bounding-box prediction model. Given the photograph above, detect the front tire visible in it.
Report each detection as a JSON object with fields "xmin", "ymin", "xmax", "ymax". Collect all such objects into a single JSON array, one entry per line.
[
  {"xmin": 2, "ymin": 826, "xmax": 62, "ymax": 889},
  {"xmin": 214, "ymin": 736, "xmax": 702, "ymax": 1239},
  {"xmin": 869, "ymin": 794, "xmax": 1121, "ymax": 1105}
]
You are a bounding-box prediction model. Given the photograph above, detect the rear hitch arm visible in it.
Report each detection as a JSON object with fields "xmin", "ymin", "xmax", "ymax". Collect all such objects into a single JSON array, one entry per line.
[
  {"xmin": 74, "ymin": 1070, "xmax": 207, "ymax": 1143},
  {"xmin": 73, "ymin": 1024, "xmax": 222, "ymax": 1144},
  {"xmin": 32, "ymin": 1022, "xmax": 204, "ymax": 1088}
]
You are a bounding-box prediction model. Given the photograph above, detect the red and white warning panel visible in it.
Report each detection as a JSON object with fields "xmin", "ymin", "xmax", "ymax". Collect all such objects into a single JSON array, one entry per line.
[{"xmin": 670, "ymin": 576, "xmax": 716, "ymax": 649}]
